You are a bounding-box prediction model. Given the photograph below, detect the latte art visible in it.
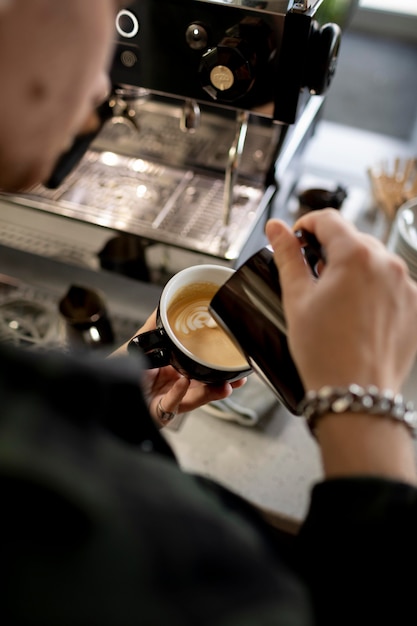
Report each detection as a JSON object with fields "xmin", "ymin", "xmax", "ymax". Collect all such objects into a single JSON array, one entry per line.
[
  {"xmin": 167, "ymin": 281, "xmax": 247, "ymax": 368},
  {"xmin": 174, "ymin": 304, "xmax": 216, "ymax": 335}
]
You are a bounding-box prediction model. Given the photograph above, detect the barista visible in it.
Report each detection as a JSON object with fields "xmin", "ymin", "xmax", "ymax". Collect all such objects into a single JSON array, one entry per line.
[{"xmin": 2, "ymin": 1, "xmax": 417, "ymax": 625}]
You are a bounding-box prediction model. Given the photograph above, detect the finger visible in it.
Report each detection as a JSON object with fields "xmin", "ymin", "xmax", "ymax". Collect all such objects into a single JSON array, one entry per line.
[
  {"xmin": 265, "ymin": 219, "xmax": 314, "ymax": 298},
  {"xmin": 294, "ymin": 209, "xmax": 389, "ymax": 264},
  {"xmin": 292, "ymin": 207, "xmax": 347, "ymax": 235},
  {"xmin": 151, "ymin": 377, "xmax": 191, "ymax": 427},
  {"xmin": 292, "ymin": 208, "xmax": 359, "ymax": 259},
  {"xmin": 176, "ymin": 378, "xmax": 246, "ymax": 414},
  {"xmin": 230, "ymin": 377, "xmax": 247, "ymax": 390},
  {"xmin": 160, "ymin": 376, "xmax": 191, "ymax": 414}
]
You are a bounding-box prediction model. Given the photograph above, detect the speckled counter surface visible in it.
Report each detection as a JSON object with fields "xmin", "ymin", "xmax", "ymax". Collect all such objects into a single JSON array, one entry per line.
[
  {"xmin": 165, "ymin": 358, "xmax": 417, "ymax": 530},
  {"xmin": 164, "ymin": 120, "xmax": 417, "ymax": 530},
  {"xmin": 164, "ymin": 396, "xmax": 322, "ymax": 530}
]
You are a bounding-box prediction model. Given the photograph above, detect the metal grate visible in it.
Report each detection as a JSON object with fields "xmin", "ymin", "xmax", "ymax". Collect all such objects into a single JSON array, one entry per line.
[
  {"xmin": 7, "ymin": 149, "xmax": 266, "ymax": 260},
  {"xmin": 0, "ymin": 218, "xmax": 100, "ymax": 269}
]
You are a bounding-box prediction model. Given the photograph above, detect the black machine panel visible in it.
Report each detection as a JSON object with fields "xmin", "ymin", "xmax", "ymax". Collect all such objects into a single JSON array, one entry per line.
[{"xmin": 111, "ymin": 0, "xmax": 345, "ymax": 124}]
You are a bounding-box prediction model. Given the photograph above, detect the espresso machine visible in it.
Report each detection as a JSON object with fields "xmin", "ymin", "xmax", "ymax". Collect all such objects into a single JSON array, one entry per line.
[{"xmin": 1, "ymin": 0, "xmax": 356, "ymax": 273}]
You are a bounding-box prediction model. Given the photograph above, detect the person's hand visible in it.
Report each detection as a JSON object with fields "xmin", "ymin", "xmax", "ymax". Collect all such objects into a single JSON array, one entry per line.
[
  {"xmin": 111, "ymin": 310, "xmax": 246, "ymax": 428},
  {"xmin": 265, "ymin": 209, "xmax": 417, "ymax": 394},
  {"xmin": 266, "ymin": 209, "xmax": 417, "ymax": 483}
]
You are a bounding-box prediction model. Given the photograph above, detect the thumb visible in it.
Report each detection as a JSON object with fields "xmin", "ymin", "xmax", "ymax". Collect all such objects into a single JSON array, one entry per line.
[{"xmin": 265, "ymin": 219, "xmax": 313, "ymax": 299}]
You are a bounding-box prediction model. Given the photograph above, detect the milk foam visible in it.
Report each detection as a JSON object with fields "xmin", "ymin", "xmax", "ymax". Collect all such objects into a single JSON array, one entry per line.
[{"xmin": 174, "ymin": 303, "xmax": 217, "ymax": 335}]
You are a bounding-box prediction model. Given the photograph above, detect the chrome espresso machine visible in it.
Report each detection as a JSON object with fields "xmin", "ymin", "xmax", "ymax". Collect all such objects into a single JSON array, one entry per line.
[
  {"xmin": 0, "ymin": 0, "xmax": 357, "ymax": 351},
  {"xmin": 2, "ymin": 0, "xmax": 356, "ymax": 269}
]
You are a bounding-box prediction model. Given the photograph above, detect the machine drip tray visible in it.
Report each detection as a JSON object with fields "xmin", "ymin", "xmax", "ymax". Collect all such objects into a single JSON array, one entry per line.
[
  {"xmin": 4, "ymin": 151, "xmax": 270, "ymax": 261},
  {"xmin": 2, "ymin": 94, "xmax": 280, "ymax": 263}
]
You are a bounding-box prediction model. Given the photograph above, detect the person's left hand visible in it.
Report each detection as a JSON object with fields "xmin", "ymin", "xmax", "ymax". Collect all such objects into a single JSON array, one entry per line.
[{"xmin": 111, "ymin": 310, "xmax": 247, "ymax": 427}]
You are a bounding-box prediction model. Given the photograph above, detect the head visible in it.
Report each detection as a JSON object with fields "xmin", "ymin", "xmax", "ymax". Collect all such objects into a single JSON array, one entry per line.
[{"xmin": 0, "ymin": 0, "xmax": 126, "ymax": 192}]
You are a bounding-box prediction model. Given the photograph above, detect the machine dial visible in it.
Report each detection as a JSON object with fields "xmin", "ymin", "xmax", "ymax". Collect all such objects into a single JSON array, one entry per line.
[
  {"xmin": 116, "ymin": 9, "xmax": 140, "ymax": 39},
  {"xmin": 304, "ymin": 22, "xmax": 342, "ymax": 95},
  {"xmin": 198, "ymin": 18, "xmax": 272, "ymax": 103},
  {"xmin": 186, "ymin": 23, "xmax": 209, "ymax": 51}
]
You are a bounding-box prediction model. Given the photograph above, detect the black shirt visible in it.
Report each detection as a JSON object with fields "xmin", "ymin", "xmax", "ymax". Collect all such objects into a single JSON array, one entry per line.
[{"xmin": 1, "ymin": 344, "xmax": 417, "ymax": 625}]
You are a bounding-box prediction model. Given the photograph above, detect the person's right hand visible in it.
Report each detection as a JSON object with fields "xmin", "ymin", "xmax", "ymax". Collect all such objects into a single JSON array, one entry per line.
[{"xmin": 265, "ymin": 209, "xmax": 417, "ymax": 395}]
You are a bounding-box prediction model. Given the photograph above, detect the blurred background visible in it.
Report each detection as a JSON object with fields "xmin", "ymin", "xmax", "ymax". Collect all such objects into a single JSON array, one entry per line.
[{"xmin": 322, "ymin": 0, "xmax": 417, "ymax": 141}]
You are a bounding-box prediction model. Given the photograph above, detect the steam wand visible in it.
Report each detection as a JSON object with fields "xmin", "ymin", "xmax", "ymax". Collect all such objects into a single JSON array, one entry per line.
[
  {"xmin": 109, "ymin": 88, "xmax": 143, "ymax": 132},
  {"xmin": 223, "ymin": 110, "xmax": 249, "ymax": 227},
  {"xmin": 180, "ymin": 99, "xmax": 201, "ymax": 133}
]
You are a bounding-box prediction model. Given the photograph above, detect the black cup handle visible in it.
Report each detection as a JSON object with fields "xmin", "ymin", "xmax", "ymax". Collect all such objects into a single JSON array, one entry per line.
[{"xmin": 128, "ymin": 329, "xmax": 171, "ymax": 368}]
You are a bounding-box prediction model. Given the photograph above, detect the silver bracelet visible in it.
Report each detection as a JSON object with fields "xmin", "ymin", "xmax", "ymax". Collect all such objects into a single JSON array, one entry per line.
[{"xmin": 297, "ymin": 383, "xmax": 417, "ymax": 438}]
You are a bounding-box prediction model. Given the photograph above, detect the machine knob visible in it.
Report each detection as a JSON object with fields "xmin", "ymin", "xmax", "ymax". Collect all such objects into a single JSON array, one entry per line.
[
  {"xmin": 304, "ymin": 22, "xmax": 342, "ymax": 95},
  {"xmin": 198, "ymin": 18, "xmax": 271, "ymax": 102}
]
